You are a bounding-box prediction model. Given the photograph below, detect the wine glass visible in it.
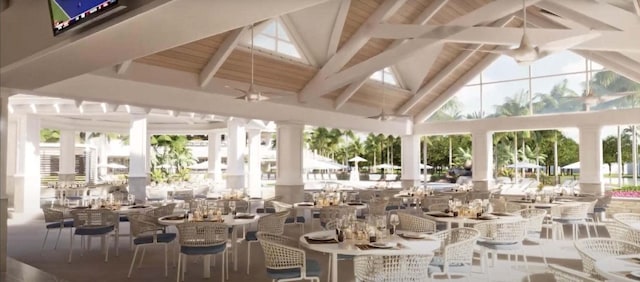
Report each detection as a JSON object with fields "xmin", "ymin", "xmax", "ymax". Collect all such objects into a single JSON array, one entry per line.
[
  {"xmin": 229, "ymin": 201, "xmax": 237, "ymax": 215},
  {"xmin": 389, "ymin": 214, "xmax": 399, "ymax": 235}
]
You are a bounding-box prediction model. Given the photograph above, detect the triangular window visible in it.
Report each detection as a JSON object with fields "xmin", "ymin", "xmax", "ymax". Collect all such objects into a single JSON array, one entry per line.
[
  {"xmin": 251, "ymin": 18, "xmax": 306, "ymax": 62},
  {"xmin": 370, "ymin": 67, "xmax": 399, "ymax": 86}
]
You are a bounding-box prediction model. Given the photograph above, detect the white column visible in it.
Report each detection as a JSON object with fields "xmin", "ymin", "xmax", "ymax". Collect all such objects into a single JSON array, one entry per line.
[
  {"xmin": 471, "ymin": 130, "xmax": 493, "ymax": 191},
  {"xmin": 275, "ymin": 122, "xmax": 304, "ymax": 203},
  {"xmin": 226, "ymin": 118, "xmax": 246, "ymax": 191},
  {"xmin": 0, "ymin": 94, "xmax": 9, "ymax": 272},
  {"xmin": 97, "ymin": 134, "xmax": 108, "ymax": 178},
  {"xmin": 578, "ymin": 125, "xmax": 604, "ymax": 196},
  {"xmin": 400, "ymin": 135, "xmax": 420, "ymax": 188},
  {"xmin": 128, "ymin": 114, "xmax": 148, "ymax": 203},
  {"xmin": 247, "ymin": 129, "xmax": 262, "ymax": 197},
  {"xmin": 58, "ymin": 129, "xmax": 76, "ymax": 182},
  {"xmin": 207, "ymin": 131, "xmax": 223, "ymax": 182},
  {"xmin": 13, "ymin": 114, "xmax": 41, "ymax": 214}
]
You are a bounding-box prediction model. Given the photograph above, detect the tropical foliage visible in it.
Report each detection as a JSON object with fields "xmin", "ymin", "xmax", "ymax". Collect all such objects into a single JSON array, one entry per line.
[{"xmin": 150, "ymin": 135, "xmax": 196, "ymax": 183}]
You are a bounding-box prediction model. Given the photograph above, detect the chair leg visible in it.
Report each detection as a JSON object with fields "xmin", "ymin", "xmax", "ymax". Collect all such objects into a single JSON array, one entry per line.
[
  {"xmin": 176, "ymin": 254, "xmax": 182, "ymax": 282},
  {"xmin": 327, "ymin": 255, "xmax": 332, "ymax": 282},
  {"xmin": 222, "ymin": 251, "xmax": 226, "ymax": 281},
  {"xmin": 68, "ymin": 235, "xmax": 74, "ymax": 263},
  {"xmin": 55, "ymin": 228, "xmax": 63, "ymax": 250},
  {"xmin": 246, "ymin": 242, "xmax": 251, "ymax": 275},
  {"xmin": 128, "ymin": 245, "xmax": 139, "ymax": 277},
  {"xmin": 138, "ymin": 247, "xmax": 146, "ymax": 267},
  {"xmin": 522, "ymin": 249, "xmax": 530, "ymax": 282},
  {"xmin": 41, "ymin": 229, "xmax": 50, "ymax": 253},
  {"xmin": 104, "ymin": 235, "xmax": 110, "ymax": 262}
]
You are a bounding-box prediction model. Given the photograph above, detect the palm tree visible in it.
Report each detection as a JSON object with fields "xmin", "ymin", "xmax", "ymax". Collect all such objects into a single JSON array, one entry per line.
[{"xmin": 495, "ymin": 90, "xmax": 530, "ymax": 117}]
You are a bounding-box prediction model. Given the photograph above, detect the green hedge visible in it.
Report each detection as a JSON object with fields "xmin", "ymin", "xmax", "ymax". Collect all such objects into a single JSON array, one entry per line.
[{"xmin": 613, "ymin": 185, "xmax": 640, "ymax": 191}]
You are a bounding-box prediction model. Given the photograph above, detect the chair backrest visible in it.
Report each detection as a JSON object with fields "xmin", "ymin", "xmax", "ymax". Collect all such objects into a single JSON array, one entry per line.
[
  {"xmin": 397, "ymin": 211, "xmax": 436, "ymax": 233},
  {"xmin": 176, "ymin": 221, "xmax": 228, "ymax": 248},
  {"xmin": 574, "ymin": 238, "xmax": 640, "ymax": 277},
  {"xmin": 354, "ymin": 255, "xmax": 433, "ymax": 281},
  {"xmin": 516, "ymin": 208, "xmax": 547, "ymax": 237},
  {"xmin": 474, "ymin": 220, "xmax": 527, "ymax": 244},
  {"xmin": 613, "ymin": 213, "xmax": 640, "ymax": 227},
  {"xmin": 558, "ymin": 202, "xmax": 591, "ymax": 220},
  {"xmin": 432, "ymin": 227, "xmax": 480, "ymax": 268},
  {"xmin": 128, "ymin": 213, "xmax": 162, "ymax": 237},
  {"xmin": 257, "ymin": 232, "xmax": 305, "ymax": 271},
  {"xmin": 424, "ymin": 196, "xmax": 451, "ymax": 208},
  {"xmin": 257, "ymin": 210, "xmax": 290, "ymax": 234},
  {"xmin": 367, "ymin": 198, "xmax": 388, "ymax": 216},
  {"xmin": 468, "ymin": 191, "xmax": 491, "ymax": 201},
  {"xmin": 357, "ymin": 190, "xmax": 378, "ymax": 202},
  {"xmin": 319, "ymin": 206, "xmax": 356, "ymax": 225},
  {"xmin": 489, "ymin": 198, "xmax": 507, "ymax": 213},
  {"xmin": 548, "ymin": 264, "xmax": 601, "ymax": 282},
  {"xmin": 271, "ymin": 201, "xmax": 293, "ymax": 212},
  {"xmin": 42, "ymin": 208, "xmax": 64, "ymax": 223},
  {"xmin": 147, "ymin": 203, "xmax": 177, "ymax": 219},
  {"xmin": 604, "ymin": 222, "xmax": 637, "ymax": 244},
  {"xmin": 428, "ymin": 203, "xmax": 449, "ymax": 212},
  {"xmin": 70, "ymin": 209, "xmax": 118, "ymax": 228}
]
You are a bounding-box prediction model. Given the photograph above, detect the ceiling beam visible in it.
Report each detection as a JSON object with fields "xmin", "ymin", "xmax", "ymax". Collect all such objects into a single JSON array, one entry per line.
[
  {"xmin": 388, "ymin": 0, "xmax": 449, "ymax": 50},
  {"xmin": 199, "ymin": 26, "xmax": 248, "ymax": 88},
  {"xmin": 115, "ymin": 60, "xmax": 132, "ymax": 75},
  {"xmin": 539, "ymin": 0, "xmax": 640, "ymax": 30},
  {"xmin": 298, "ymin": 0, "xmax": 407, "ymax": 102},
  {"xmin": 413, "ymin": 53, "xmax": 502, "ymax": 123},
  {"xmin": 326, "ymin": 0, "xmax": 351, "ymax": 58},
  {"xmin": 396, "ymin": 16, "xmax": 512, "ymax": 115},
  {"xmin": 634, "ymin": 0, "xmax": 640, "ymax": 16},
  {"xmin": 334, "ymin": 75, "xmax": 370, "ymax": 110},
  {"xmin": 574, "ymin": 51, "xmax": 640, "ymax": 84},
  {"xmin": 536, "ymin": 1, "xmax": 630, "ymax": 30}
]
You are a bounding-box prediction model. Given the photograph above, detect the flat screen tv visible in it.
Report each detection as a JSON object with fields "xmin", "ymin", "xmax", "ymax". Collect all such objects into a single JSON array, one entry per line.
[{"xmin": 48, "ymin": 0, "xmax": 119, "ymax": 36}]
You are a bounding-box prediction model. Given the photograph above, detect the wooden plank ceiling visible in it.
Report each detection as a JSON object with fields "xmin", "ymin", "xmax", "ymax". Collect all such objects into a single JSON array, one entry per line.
[{"xmin": 135, "ymin": 0, "xmax": 502, "ymax": 118}]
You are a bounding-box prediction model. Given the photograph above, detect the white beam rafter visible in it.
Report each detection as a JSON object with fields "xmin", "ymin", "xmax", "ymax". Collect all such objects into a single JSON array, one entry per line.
[
  {"xmin": 334, "ymin": 75, "xmax": 369, "ymax": 110},
  {"xmin": 539, "ymin": 0, "xmax": 640, "ymax": 30},
  {"xmin": 326, "ymin": 0, "xmax": 351, "ymax": 58},
  {"xmin": 115, "ymin": 60, "xmax": 132, "ymax": 75},
  {"xmin": 298, "ymin": 0, "xmax": 407, "ymax": 102},
  {"xmin": 199, "ymin": 26, "xmax": 248, "ymax": 88}
]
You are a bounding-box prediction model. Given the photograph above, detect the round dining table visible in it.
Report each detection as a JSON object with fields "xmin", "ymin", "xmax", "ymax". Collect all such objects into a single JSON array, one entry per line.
[
  {"xmin": 423, "ymin": 211, "xmax": 522, "ymax": 230},
  {"xmin": 594, "ymin": 254, "xmax": 640, "ymax": 282},
  {"xmin": 299, "ymin": 230, "xmax": 440, "ymax": 282},
  {"xmin": 158, "ymin": 213, "xmax": 260, "ymax": 277}
]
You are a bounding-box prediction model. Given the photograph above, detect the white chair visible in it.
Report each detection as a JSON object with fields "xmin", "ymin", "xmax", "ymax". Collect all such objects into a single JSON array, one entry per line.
[
  {"xmin": 428, "ymin": 227, "xmax": 480, "ymax": 280},
  {"xmin": 175, "ymin": 222, "xmax": 228, "ymax": 282},
  {"xmin": 548, "ymin": 264, "xmax": 601, "ymax": 282},
  {"xmin": 272, "ymin": 200, "xmax": 305, "ymax": 233},
  {"xmin": 574, "ymin": 238, "xmax": 640, "ymax": 279},
  {"xmin": 245, "ymin": 211, "xmax": 289, "ymax": 274},
  {"xmin": 613, "ymin": 213, "xmax": 640, "ymax": 228},
  {"xmin": 428, "ymin": 203, "xmax": 450, "ymax": 213},
  {"xmin": 474, "ymin": 220, "xmax": 530, "ymax": 282},
  {"xmin": 41, "ymin": 208, "xmax": 74, "ymax": 252},
  {"xmin": 605, "ymin": 221, "xmax": 640, "ymax": 245},
  {"xmin": 551, "ymin": 202, "xmax": 592, "ymax": 240},
  {"xmin": 127, "ymin": 213, "xmax": 176, "ymax": 278},
  {"xmin": 68, "ymin": 209, "xmax": 118, "ymax": 263},
  {"xmin": 257, "ymin": 232, "xmax": 321, "ymax": 282},
  {"xmin": 397, "ymin": 211, "xmax": 436, "ymax": 233},
  {"xmin": 516, "ymin": 208, "xmax": 548, "ymax": 265},
  {"xmin": 354, "ymin": 254, "xmax": 433, "ymax": 281}
]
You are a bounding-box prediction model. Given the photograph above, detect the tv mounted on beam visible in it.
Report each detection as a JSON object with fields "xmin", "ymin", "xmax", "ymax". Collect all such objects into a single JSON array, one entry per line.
[{"xmin": 48, "ymin": 0, "xmax": 120, "ymax": 36}]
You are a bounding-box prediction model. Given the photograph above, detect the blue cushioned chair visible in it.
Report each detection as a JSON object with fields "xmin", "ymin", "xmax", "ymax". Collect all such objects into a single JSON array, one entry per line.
[
  {"xmin": 428, "ymin": 227, "xmax": 480, "ymax": 280},
  {"xmin": 176, "ymin": 222, "xmax": 228, "ymax": 282},
  {"xmin": 127, "ymin": 214, "xmax": 177, "ymax": 278},
  {"xmin": 41, "ymin": 208, "xmax": 74, "ymax": 252},
  {"xmin": 474, "ymin": 220, "xmax": 530, "ymax": 281},
  {"xmin": 271, "ymin": 201, "xmax": 305, "ymax": 234},
  {"xmin": 257, "ymin": 232, "xmax": 321, "ymax": 282},
  {"xmin": 68, "ymin": 209, "xmax": 118, "ymax": 263},
  {"xmin": 245, "ymin": 211, "xmax": 289, "ymax": 274}
]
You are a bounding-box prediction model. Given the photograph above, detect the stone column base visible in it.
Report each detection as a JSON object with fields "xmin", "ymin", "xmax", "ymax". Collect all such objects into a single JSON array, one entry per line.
[
  {"xmin": 472, "ymin": 180, "xmax": 493, "ymax": 192},
  {"xmin": 128, "ymin": 176, "xmax": 148, "ymax": 204},
  {"xmin": 275, "ymin": 184, "xmax": 304, "ymax": 204},
  {"xmin": 579, "ymin": 182, "xmax": 603, "ymax": 196},
  {"xmin": 400, "ymin": 179, "xmax": 419, "ymax": 189},
  {"xmin": 12, "ymin": 176, "xmax": 40, "ymax": 214},
  {"xmin": 58, "ymin": 173, "xmax": 76, "ymax": 183},
  {"xmin": 226, "ymin": 175, "xmax": 245, "ymax": 191},
  {"xmin": 1, "ymin": 197, "xmax": 7, "ymax": 273}
]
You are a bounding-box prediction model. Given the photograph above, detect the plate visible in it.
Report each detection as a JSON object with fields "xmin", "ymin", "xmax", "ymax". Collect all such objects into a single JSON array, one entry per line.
[
  {"xmin": 308, "ymin": 234, "xmax": 334, "ymax": 241},
  {"xmin": 368, "ymin": 242, "xmax": 395, "ymax": 249},
  {"xmin": 162, "ymin": 215, "xmax": 186, "ymax": 221},
  {"xmin": 399, "ymin": 232, "xmax": 427, "ymax": 239},
  {"xmin": 297, "ymin": 202, "xmax": 314, "ymax": 207},
  {"xmin": 478, "ymin": 215, "xmax": 497, "ymax": 220},
  {"xmin": 347, "ymin": 202, "xmax": 364, "ymax": 206},
  {"xmin": 630, "ymin": 271, "xmax": 640, "ymax": 278}
]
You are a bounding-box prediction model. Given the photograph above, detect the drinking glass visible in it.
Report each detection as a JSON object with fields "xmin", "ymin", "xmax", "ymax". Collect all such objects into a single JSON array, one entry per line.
[
  {"xmin": 389, "ymin": 214, "xmax": 399, "ymax": 235},
  {"xmin": 229, "ymin": 201, "xmax": 237, "ymax": 215}
]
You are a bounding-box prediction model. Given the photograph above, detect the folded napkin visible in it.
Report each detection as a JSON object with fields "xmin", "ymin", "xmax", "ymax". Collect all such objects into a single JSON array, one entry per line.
[
  {"xmin": 355, "ymin": 243, "xmax": 402, "ymax": 250},
  {"xmin": 428, "ymin": 212, "xmax": 453, "ymax": 218},
  {"xmin": 163, "ymin": 215, "xmax": 186, "ymax": 221},
  {"xmin": 234, "ymin": 214, "xmax": 256, "ymax": 219},
  {"xmin": 304, "ymin": 236, "xmax": 338, "ymax": 244}
]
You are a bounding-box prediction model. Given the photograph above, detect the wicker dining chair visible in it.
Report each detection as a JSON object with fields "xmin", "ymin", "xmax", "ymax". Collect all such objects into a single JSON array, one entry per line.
[
  {"xmin": 428, "ymin": 227, "xmax": 481, "ymax": 280},
  {"xmin": 516, "ymin": 208, "xmax": 548, "ymax": 265},
  {"xmin": 397, "ymin": 211, "xmax": 436, "ymax": 233},
  {"xmin": 41, "ymin": 208, "xmax": 74, "ymax": 252},
  {"xmin": 246, "ymin": 211, "xmax": 290, "ymax": 275},
  {"xmin": 574, "ymin": 238, "xmax": 640, "ymax": 279},
  {"xmin": 366, "ymin": 197, "xmax": 389, "ymax": 217},
  {"xmin": 272, "ymin": 201, "xmax": 306, "ymax": 233},
  {"xmin": 427, "ymin": 203, "xmax": 450, "ymax": 213},
  {"xmin": 489, "ymin": 198, "xmax": 507, "ymax": 213},
  {"xmin": 257, "ymin": 232, "xmax": 321, "ymax": 282},
  {"xmin": 68, "ymin": 209, "xmax": 119, "ymax": 263},
  {"xmin": 127, "ymin": 213, "xmax": 177, "ymax": 278},
  {"xmin": 354, "ymin": 254, "xmax": 433, "ymax": 281},
  {"xmin": 606, "ymin": 222, "xmax": 640, "ymax": 245},
  {"xmin": 474, "ymin": 220, "xmax": 530, "ymax": 281},
  {"xmin": 548, "ymin": 264, "xmax": 601, "ymax": 282},
  {"xmin": 175, "ymin": 221, "xmax": 228, "ymax": 282},
  {"xmin": 551, "ymin": 202, "xmax": 593, "ymax": 240},
  {"xmin": 613, "ymin": 213, "xmax": 640, "ymax": 228}
]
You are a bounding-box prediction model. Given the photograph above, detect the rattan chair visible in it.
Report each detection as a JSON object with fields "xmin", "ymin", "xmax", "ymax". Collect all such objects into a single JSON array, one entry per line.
[
  {"xmin": 467, "ymin": 191, "xmax": 492, "ymax": 201},
  {"xmin": 428, "ymin": 227, "xmax": 480, "ymax": 280},
  {"xmin": 41, "ymin": 208, "xmax": 74, "ymax": 252},
  {"xmin": 272, "ymin": 200, "xmax": 306, "ymax": 233},
  {"xmin": 613, "ymin": 213, "xmax": 640, "ymax": 228},
  {"xmin": 397, "ymin": 211, "xmax": 436, "ymax": 233},
  {"xmin": 474, "ymin": 220, "xmax": 530, "ymax": 281},
  {"xmin": 548, "ymin": 264, "xmax": 601, "ymax": 282},
  {"xmin": 354, "ymin": 254, "xmax": 433, "ymax": 281},
  {"xmin": 366, "ymin": 197, "xmax": 388, "ymax": 217},
  {"xmin": 574, "ymin": 238, "xmax": 640, "ymax": 279},
  {"xmin": 516, "ymin": 208, "xmax": 548, "ymax": 265},
  {"xmin": 551, "ymin": 202, "xmax": 592, "ymax": 240},
  {"xmin": 175, "ymin": 222, "xmax": 228, "ymax": 282},
  {"xmin": 606, "ymin": 222, "xmax": 640, "ymax": 245},
  {"xmin": 489, "ymin": 198, "xmax": 507, "ymax": 213},
  {"xmin": 427, "ymin": 203, "xmax": 450, "ymax": 213},
  {"xmin": 257, "ymin": 232, "xmax": 321, "ymax": 282},
  {"xmin": 68, "ymin": 209, "xmax": 118, "ymax": 263},
  {"xmin": 127, "ymin": 213, "xmax": 176, "ymax": 278},
  {"xmin": 246, "ymin": 211, "xmax": 289, "ymax": 274}
]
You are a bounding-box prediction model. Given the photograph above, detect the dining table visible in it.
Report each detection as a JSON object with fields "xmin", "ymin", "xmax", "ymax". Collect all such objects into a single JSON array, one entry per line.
[
  {"xmin": 594, "ymin": 254, "xmax": 640, "ymax": 282},
  {"xmin": 423, "ymin": 211, "xmax": 522, "ymax": 230},
  {"xmin": 299, "ymin": 230, "xmax": 440, "ymax": 282},
  {"xmin": 158, "ymin": 213, "xmax": 260, "ymax": 277}
]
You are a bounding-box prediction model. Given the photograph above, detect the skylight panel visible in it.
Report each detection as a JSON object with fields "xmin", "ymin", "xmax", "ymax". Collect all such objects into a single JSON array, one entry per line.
[
  {"xmin": 250, "ymin": 18, "xmax": 304, "ymax": 61},
  {"xmin": 370, "ymin": 67, "xmax": 399, "ymax": 86}
]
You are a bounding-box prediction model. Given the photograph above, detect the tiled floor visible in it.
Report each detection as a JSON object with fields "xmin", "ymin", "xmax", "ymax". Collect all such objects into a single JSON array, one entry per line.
[{"xmin": 5, "ymin": 213, "xmax": 597, "ymax": 282}]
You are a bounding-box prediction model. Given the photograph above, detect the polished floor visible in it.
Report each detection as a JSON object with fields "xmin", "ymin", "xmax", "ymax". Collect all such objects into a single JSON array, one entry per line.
[{"xmin": 6, "ymin": 212, "xmax": 594, "ymax": 282}]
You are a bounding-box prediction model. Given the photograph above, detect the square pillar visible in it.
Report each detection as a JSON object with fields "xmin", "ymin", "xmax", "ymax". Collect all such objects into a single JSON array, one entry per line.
[
  {"xmin": 400, "ymin": 135, "xmax": 420, "ymax": 188},
  {"xmin": 1, "ymin": 94, "xmax": 9, "ymax": 272},
  {"xmin": 128, "ymin": 114, "xmax": 148, "ymax": 203},
  {"xmin": 13, "ymin": 114, "xmax": 41, "ymax": 214},
  {"xmin": 578, "ymin": 125, "xmax": 604, "ymax": 196},
  {"xmin": 275, "ymin": 122, "xmax": 304, "ymax": 203},
  {"xmin": 207, "ymin": 132, "xmax": 223, "ymax": 182},
  {"xmin": 226, "ymin": 118, "xmax": 246, "ymax": 191},
  {"xmin": 58, "ymin": 129, "xmax": 76, "ymax": 182},
  {"xmin": 247, "ymin": 129, "xmax": 262, "ymax": 197},
  {"xmin": 471, "ymin": 130, "xmax": 493, "ymax": 191}
]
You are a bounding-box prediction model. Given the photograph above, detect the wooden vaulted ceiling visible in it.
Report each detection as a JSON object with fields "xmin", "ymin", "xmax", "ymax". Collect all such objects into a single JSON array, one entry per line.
[{"xmin": 135, "ymin": 0, "xmax": 505, "ymax": 117}]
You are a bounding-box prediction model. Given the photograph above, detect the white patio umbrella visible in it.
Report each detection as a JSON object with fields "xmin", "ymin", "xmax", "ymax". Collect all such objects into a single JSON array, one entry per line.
[
  {"xmin": 372, "ymin": 163, "xmax": 402, "ymax": 170},
  {"xmin": 506, "ymin": 162, "xmax": 544, "ymax": 169},
  {"xmin": 349, "ymin": 156, "xmax": 367, "ymax": 182},
  {"xmin": 562, "ymin": 162, "xmax": 580, "ymax": 170},
  {"xmin": 189, "ymin": 161, "xmax": 228, "ymax": 170},
  {"xmin": 420, "ymin": 163, "xmax": 434, "ymax": 169},
  {"xmin": 97, "ymin": 163, "xmax": 127, "ymax": 169},
  {"xmin": 349, "ymin": 156, "xmax": 367, "ymax": 163}
]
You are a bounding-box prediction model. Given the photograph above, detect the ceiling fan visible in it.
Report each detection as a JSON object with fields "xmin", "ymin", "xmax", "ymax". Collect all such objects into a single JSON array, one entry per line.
[
  {"xmin": 226, "ymin": 24, "xmax": 281, "ymax": 102},
  {"xmin": 367, "ymin": 70, "xmax": 408, "ymax": 121},
  {"xmin": 464, "ymin": 0, "xmax": 599, "ymax": 66}
]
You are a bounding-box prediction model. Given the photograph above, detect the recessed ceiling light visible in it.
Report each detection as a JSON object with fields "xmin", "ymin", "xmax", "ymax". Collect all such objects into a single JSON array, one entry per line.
[
  {"xmin": 53, "ymin": 104, "xmax": 60, "ymax": 114},
  {"xmin": 30, "ymin": 104, "xmax": 37, "ymax": 113},
  {"xmin": 124, "ymin": 105, "xmax": 131, "ymax": 113}
]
